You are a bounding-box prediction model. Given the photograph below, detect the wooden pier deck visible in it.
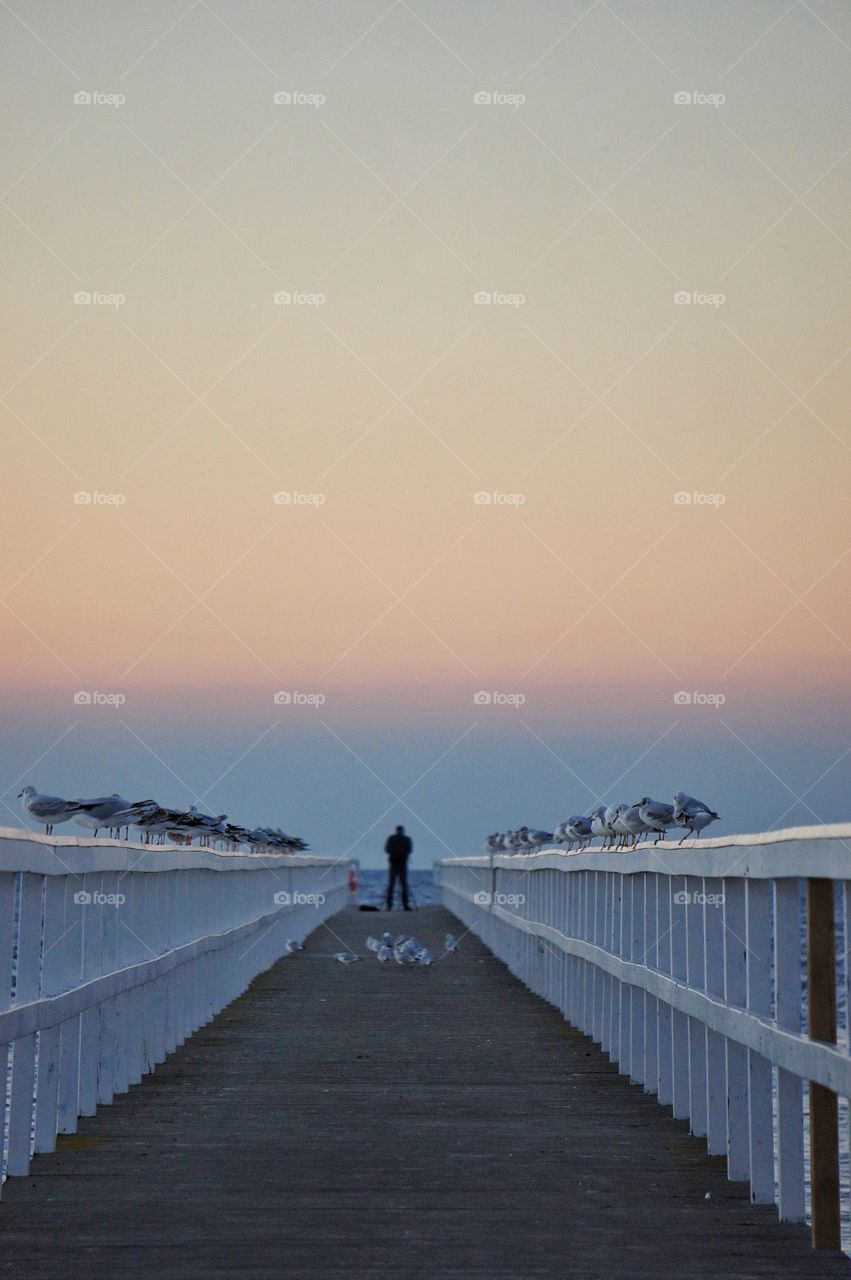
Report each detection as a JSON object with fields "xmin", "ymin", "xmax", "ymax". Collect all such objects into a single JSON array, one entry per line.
[{"xmin": 0, "ymin": 905, "xmax": 848, "ymax": 1280}]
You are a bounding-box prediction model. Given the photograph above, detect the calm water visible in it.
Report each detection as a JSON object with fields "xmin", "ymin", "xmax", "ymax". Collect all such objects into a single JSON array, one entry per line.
[{"xmin": 355, "ymin": 867, "xmax": 438, "ymax": 908}]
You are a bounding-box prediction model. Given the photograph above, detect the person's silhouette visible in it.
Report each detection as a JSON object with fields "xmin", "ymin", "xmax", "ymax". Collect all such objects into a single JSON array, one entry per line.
[{"xmin": 384, "ymin": 824, "xmax": 412, "ymax": 910}]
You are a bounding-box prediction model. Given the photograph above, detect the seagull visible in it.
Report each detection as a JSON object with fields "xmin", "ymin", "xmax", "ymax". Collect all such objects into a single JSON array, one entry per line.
[
  {"xmin": 285, "ymin": 939, "xmax": 303, "ymax": 954},
  {"xmin": 589, "ymin": 805, "xmax": 609, "ymax": 845},
  {"xmin": 673, "ymin": 791, "xmax": 720, "ymax": 842},
  {"xmin": 73, "ymin": 793, "xmax": 132, "ymax": 838},
  {"xmin": 377, "ymin": 944, "xmax": 392, "ymax": 963},
  {"xmin": 566, "ymin": 816, "xmax": 593, "ymax": 848},
  {"xmin": 365, "ymin": 936, "xmax": 381, "ymax": 952},
  {"xmin": 18, "ymin": 786, "xmax": 100, "ymax": 836},
  {"xmin": 603, "ymin": 804, "xmax": 628, "ymax": 848},
  {"xmin": 525, "ymin": 828, "xmax": 555, "ymax": 854},
  {"xmin": 618, "ymin": 804, "xmax": 653, "ymax": 849},
  {"xmin": 637, "ymin": 797, "xmax": 677, "ymax": 843},
  {"xmin": 334, "ymin": 952, "xmax": 359, "ymax": 964},
  {"xmin": 445, "ymin": 934, "xmax": 460, "ymax": 952}
]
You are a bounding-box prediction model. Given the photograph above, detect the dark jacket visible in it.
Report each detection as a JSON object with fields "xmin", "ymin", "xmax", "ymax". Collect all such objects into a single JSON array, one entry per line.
[{"xmin": 385, "ymin": 832, "xmax": 412, "ymax": 863}]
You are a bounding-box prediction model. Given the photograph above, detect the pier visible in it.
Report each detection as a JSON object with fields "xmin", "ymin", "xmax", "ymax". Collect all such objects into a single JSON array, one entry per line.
[{"xmin": 1, "ymin": 829, "xmax": 850, "ymax": 1277}]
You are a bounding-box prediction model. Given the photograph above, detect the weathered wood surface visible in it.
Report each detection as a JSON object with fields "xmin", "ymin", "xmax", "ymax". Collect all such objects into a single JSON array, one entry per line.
[{"xmin": 0, "ymin": 905, "xmax": 847, "ymax": 1279}]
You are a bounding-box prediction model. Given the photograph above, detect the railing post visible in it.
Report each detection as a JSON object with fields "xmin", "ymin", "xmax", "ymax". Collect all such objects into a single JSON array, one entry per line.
[
  {"xmin": 774, "ymin": 877, "xmax": 805, "ymax": 1221},
  {"xmin": 806, "ymin": 877, "xmax": 839, "ymax": 1250}
]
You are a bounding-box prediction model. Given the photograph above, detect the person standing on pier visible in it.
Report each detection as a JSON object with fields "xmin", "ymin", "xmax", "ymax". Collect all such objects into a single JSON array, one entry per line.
[{"xmin": 384, "ymin": 824, "xmax": 413, "ymax": 911}]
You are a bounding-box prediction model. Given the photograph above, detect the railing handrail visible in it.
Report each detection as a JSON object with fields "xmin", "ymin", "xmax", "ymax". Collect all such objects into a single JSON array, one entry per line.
[
  {"xmin": 0, "ymin": 828, "xmax": 340, "ymax": 874},
  {"xmin": 436, "ymin": 821, "xmax": 851, "ymax": 878}
]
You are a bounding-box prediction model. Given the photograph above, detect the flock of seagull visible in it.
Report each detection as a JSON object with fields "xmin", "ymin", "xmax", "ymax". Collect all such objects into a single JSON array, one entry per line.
[
  {"xmin": 16, "ymin": 786, "xmax": 308, "ymax": 854},
  {"xmin": 330, "ymin": 931, "xmax": 460, "ymax": 966},
  {"xmin": 486, "ymin": 792, "xmax": 720, "ymax": 855}
]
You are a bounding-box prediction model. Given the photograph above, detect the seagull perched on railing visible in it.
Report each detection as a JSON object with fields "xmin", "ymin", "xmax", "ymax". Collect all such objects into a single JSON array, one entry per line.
[
  {"xmin": 617, "ymin": 804, "xmax": 653, "ymax": 849},
  {"xmin": 637, "ymin": 798, "xmax": 677, "ymax": 843},
  {"xmin": 18, "ymin": 786, "xmax": 102, "ymax": 836},
  {"xmin": 73, "ymin": 794, "xmax": 132, "ymax": 838},
  {"xmin": 525, "ymin": 828, "xmax": 554, "ymax": 854},
  {"xmin": 673, "ymin": 791, "xmax": 720, "ymax": 842},
  {"xmin": 489, "ymin": 789, "xmax": 722, "ymax": 856}
]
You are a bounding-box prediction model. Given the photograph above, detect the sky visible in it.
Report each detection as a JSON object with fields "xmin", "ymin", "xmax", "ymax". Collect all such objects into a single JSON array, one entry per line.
[{"xmin": 1, "ymin": 0, "xmax": 850, "ymax": 866}]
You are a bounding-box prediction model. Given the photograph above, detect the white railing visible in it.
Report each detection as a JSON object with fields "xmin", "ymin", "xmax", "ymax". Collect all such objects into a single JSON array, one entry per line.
[
  {"xmin": 0, "ymin": 829, "xmax": 348, "ymax": 1185},
  {"xmin": 436, "ymin": 824, "xmax": 851, "ymax": 1250}
]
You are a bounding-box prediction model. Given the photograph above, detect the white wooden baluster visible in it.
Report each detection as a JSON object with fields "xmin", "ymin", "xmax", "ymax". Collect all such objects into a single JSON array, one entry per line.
[
  {"xmin": 657, "ymin": 876, "xmax": 673, "ymax": 1107},
  {"xmin": 685, "ymin": 874, "xmax": 707, "ymax": 1138},
  {"xmin": 33, "ymin": 875, "xmax": 69, "ymax": 1152},
  {"xmin": 7, "ymin": 873, "xmax": 44, "ymax": 1175},
  {"xmin": 0, "ymin": 870, "xmax": 17, "ymax": 1185},
  {"xmin": 96, "ymin": 870, "xmax": 120, "ymax": 1105},
  {"xmin": 629, "ymin": 873, "xmax": 646, "ymax": 1087},
  {"xmin": 704, "ymin": 874, "xmax": 726, "ymax": 1155},
  {"xmin": 644, "ymin": 873, "xmax": 659, "ymax": 1095},
  {"xmin": 775, "ymin": 876, "xmax": 805, "ymax": 1221},
  {"xmin": 670, "ymin": 875, "xmax": 690, "ymax": 1119},
  {"xmin": 723, "ymin": 878, "xmax": 750, "ymax": 1182},
  {"xmin": 746, "ymin": 878, "xmax": 774, "ymax": 1202},
  {"xmin": 57, "ymin": 874, "xmax": 85, "ymax": 1135},
  {"xmin": 78, "ymin": 872, "xmax": 104, "ymax": 1116}
]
